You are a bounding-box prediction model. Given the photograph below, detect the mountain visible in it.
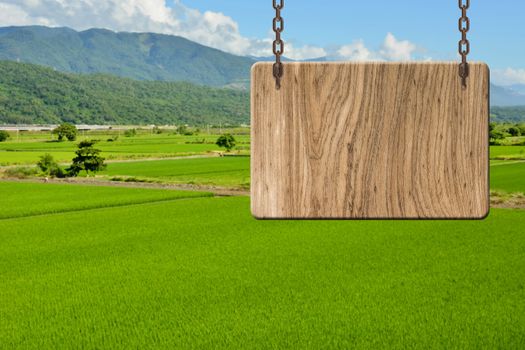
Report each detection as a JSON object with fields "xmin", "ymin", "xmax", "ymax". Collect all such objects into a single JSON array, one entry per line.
[
  {"xmin": 490, "ymin": 84, "xmax": 525, "ymax": 107},
  {"xmin": 0, "ymin": 26, "xmax": 254, "ymax": 87},
  {"xmin": 0, "ymin": 61, "xmax": 249, "ymax": 125},
  {"xmin": 491, "ymin": 106, "xmax": 525, "ymax": 123},
  {"xmin": 508, "ymin": 84, "xmax": 525, "ymax": 95}
]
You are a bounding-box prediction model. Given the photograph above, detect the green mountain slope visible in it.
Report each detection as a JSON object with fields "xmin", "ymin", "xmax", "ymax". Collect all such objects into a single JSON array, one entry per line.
[
  {"xmin": 0, "ymin": 26, "xmax": 254, "ymax": 87},
  {"xmin": 0, "ymin": 61, "xmax": 249, "ymax": 125}
]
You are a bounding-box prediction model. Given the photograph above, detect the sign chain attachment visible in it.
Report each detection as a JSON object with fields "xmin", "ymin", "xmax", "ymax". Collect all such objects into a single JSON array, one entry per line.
[
  {"xmin": 273, "ymin": 0, "xmax": 284, "ymax": 90},
  {"xmin": 458, "ymin": 0, "xmax": 470, "ymax": 88}
]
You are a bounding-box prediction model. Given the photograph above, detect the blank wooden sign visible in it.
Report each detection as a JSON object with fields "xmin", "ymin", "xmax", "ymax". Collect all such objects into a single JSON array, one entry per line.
[{"xmin": 251, "ymin": 62, "xmax": 489, "ymax": 219}]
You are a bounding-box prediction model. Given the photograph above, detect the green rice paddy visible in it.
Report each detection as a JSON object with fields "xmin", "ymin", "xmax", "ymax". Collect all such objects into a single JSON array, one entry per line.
[
  {"xmin": 0, "ymin": 132, "xmax": 250, "ymax": 165},
  {"xmin": 1, "ymin": 131, "xmax": 524, "ymax": 348},
  {"xmin": 491, "ymin": 161, "xmax": 525, "ymax": 193},
  {"xmin": 0, "ymin": 187, "xmax": 523, "ymax": 348},
  {"xmin": 0, "ymin": 182, "xmax": 211, "ymax": 219},
  {"xmin": 102, "ymin": 157, "xmax": 251, "ymax": 188}
]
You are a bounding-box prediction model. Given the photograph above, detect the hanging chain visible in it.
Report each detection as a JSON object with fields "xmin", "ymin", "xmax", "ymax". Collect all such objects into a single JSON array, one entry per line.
[
  {"xmin": 270, "ymin": 0, "xmax": 471, "ymax": 88},
  {"xmin": 458, "ymin": 0, "xmax": 470, "ymax": 88},
  {"xmin": 272, "ymin": 0, "xmax": 284, "ymax": 89}
]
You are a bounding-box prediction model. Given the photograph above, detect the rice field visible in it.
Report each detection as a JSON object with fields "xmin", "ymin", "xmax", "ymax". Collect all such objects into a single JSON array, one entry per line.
[
  {"xmin": 1, "ymin": 131, "xmax": 524, "ymax": 348},
  {"xmin": 102, "ymin": 157, "xmax": 251, "ymax": 188},
  {"xmin": 0, "ymin": 182, "xmax": 211, "ymax": 219},
  {"xmin": 490, "ymin": 145, "xmax": 525, "ymax": 159},
  {"xmin": 0, "ymin": 132, "xmax": 251, "ymax": 165},
  {"xmin": 490, "ymin": 161, "xmax": 525, "ymax": 193},
  {"xmin": 0, "ymin": 185, "xmax": 523, "ymax": 348}
]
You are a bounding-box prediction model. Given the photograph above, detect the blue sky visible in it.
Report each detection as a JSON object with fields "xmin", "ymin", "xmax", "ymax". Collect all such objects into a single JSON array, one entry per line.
[
  {"xmin": 182, "ymin": 0, "xmax": 524, "ymax": 68},
  {"xmin": 1, "ymin": 0, "xmax": 523, "ymax": 85}
]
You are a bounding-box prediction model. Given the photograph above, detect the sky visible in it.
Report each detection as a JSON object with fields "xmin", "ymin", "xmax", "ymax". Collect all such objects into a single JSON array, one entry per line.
[{"xmin": 0, "ymin": 0, "xmax": 523, "ymax": 85}]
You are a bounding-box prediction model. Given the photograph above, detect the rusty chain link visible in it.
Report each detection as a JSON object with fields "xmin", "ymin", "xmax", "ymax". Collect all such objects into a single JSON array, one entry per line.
[
  {"xmin": 458, "ymin": 0, "xmax": 470, "ymax": 88},
  {"xmin": 271, "ymin": 0, "xmax": 470, "ymax": 89},
  {"xmin": 272, "ymin": 0, "xmax": 284, "ymax": 89}
]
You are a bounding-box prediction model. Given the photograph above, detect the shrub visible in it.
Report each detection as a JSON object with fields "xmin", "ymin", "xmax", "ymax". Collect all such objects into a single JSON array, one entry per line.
[
  {"xmin": 3, "ymin": 167, "xmax": 39, "ymax": 179},
  {"xmin": 508, "ymin": 126, "xmax": 521, "ymax": 137},
  {"xmin": 37, "ymin": 154, "xmax": 67, "ymax": 178},
  {"xmin": 0, "ymin": 130, "xmax": 10, "ymax": 142},
  {"xmin": 124, "ymin": 129, "xmax": 137, "ymax": 137}
]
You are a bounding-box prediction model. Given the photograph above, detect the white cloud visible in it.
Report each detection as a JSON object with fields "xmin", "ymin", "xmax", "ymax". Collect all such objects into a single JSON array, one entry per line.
[
  {"xmin": 286, "ymin": 44, "xmax": 327, "ymax": 61},
  {"xmin": 337, "ymin": 40, "xmax": 375, "ymax": 61},
  {"xmin": 0, "ymin": 1, "xmax": 422, "ymax": 62},
  {"xmin": 0, "ymin": 0, "xmax": 267, "ymax": 56},
  {"xmin": 492, "ymin": 68, "xmax": 525, "ymax": 86},
  {"xmin": 0, "ymin": 2, "xmax": 52, "ymax": 26},
  {"xmin": 335, "ymin": 33, "xmax": 419, "ymax": 62},
  {"xmin": 379, "ymin": 33, "xmax": 417, "ymax": 61}
]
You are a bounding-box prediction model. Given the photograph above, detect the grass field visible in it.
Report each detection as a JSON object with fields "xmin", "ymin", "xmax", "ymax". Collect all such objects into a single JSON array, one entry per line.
[
  {"xmin": 491, "ymin": 161, "xmax": 525, "ymax": 193},
  {"xmin": 490, "ymin": 145, "xmax": 525, "ymax": 159},
  {"xmin": 0, "ymin": 132, "xmax": 251, "ymax": 165},
  {"xmin": 1, "ymin": 130, "xmax": 524, "ymax": 348},
  {"xmin": 102, "ymin": 156, "xmax": 251, "ymax": 188},
  {"xmin": 0, "ymin": 185, "xmax": 524, "ymax": 348},
  {"xmin": 0, "ymin": 182, "xmax": 212, "ymax": 219}
]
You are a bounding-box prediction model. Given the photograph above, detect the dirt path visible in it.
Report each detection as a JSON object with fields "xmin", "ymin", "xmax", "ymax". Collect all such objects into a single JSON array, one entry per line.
[
  {"xmin": 0, "ymin": 178, "xmax": 249, "ymax": 197},
  {"xmin": 490, "ymin": 160, "xmax": 525, "ymax": 167}
]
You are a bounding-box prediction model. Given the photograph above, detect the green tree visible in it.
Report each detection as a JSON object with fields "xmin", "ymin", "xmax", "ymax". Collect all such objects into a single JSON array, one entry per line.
[
  {"xmin": 0, "ymin": 130, "xmax": 10, "ymax": 142},
  {"xmin": 517, "ymin": 124, "xmax": 525, "ymax": 136},
  {"xmin": 68, "ymin": 140, "xmax": 106, "ymax": 177},
  {"xmin": 489, "ymin": 123, "xmax": 507, "ymax": 146},
  {"xmin": 52, "ymin": 123, "xmax": 77, "ymax": 141},
  {"xmin": 177, "ymin": 125, "xmax": 188, "ymax": 135},
  {"xmin": 507, "ymin": 126, "xmax": 521, "ymax": 137},
  {"xmin": 37, "ymin": 153, "xmax": 66, "ymax": 178},
  {"xmin": 216, "ymin": 134, "xmax": 236, "ymax": 152}
]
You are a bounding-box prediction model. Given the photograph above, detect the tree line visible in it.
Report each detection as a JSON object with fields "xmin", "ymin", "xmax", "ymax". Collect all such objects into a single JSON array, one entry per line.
[{"xmin": 0, "ymin": 61, "xmax": 249, "ymax": 126}]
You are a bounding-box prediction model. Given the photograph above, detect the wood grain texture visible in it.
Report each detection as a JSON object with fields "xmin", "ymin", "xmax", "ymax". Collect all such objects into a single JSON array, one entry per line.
[{"xmin": 251, "ymin": 62, "xmax": 489, "ymax": 219}]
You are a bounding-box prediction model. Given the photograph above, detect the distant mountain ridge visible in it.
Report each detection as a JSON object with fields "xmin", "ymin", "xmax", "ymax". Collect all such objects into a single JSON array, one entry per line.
[
  {"xmin": 491, "ymin": 84, "xmax": 525, "ymax": 107},
  {"xmin": 0, "ymin": 26, "xmax": 254, "ymax": 87}
]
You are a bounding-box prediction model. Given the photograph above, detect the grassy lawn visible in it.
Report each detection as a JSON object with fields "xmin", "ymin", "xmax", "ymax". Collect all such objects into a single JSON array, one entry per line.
[
  {"xmin": 491, "ymin": 161, "xmax": 525, "ymax": 193},
  {"xmin": 0, "ymin": 133, "xmax": 250, "ymax": 165},
  {"xmin": 490, "ymin": 145, "xmax": 525, "ymax": 159},
  {"xmin": 102, "ymin": 156, "xmax": 251, "ymax": 188},
  {"xmin": 0, "ymin": 189, "xmax": 523, "ymax": 348},
  {"xmin": 0, "ymin": 182, "xmax": 212, "ymax": 219}
]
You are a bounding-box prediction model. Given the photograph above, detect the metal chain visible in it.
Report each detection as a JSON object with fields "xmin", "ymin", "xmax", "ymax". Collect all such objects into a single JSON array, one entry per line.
[
  {"xmin": 458, "ymin": 0, "xmax": 470, "ymax": 88},
  {"xmin": 272, "ymin": 0, "xmax": 284, "ymax": 89},
  {"xmin": 270, "ymin": 1, "xmax": 470, "ymax": 89}
]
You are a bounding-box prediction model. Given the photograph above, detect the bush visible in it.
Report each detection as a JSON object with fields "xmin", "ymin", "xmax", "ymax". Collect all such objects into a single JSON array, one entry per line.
[
  {"xmin": 508, "ymin": 126, "xmax": 521, "ymax": 137},
  {"xmin": 0, "ymin": 130, "xmax": 10, "ymax": 142},
  {"xmin": 37, "ymin": 154, "xmax": 67, "ymax": 178},
  {"xmin": 124, "ymin": 129, "xmax": 137, "ymax": 137},
  {"xmin": 3, "ymin": 166, "xmax": 39, "ymax": 179}
]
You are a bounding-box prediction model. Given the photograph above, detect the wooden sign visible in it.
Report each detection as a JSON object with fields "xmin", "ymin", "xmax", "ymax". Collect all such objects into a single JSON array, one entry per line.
[{"xmin": 251, "ymin": 62, "xmax": 489, "ymax": 219}]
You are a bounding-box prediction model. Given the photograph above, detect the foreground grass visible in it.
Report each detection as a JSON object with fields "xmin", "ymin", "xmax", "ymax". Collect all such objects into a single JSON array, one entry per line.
[
  {"xmin": 491, "ymin": 161, "xmax": 525, "ymax": 193},
  {"xmin": 0, "ymin": 193, "xmax": 523, "ymax": 348},
  {"xmin": 0, "ymin": 182, "xmax": 212, "ymax": 219},
  {"xmin": 102, "ymin": 156, "xmax": 251, "ymax": 188}
]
